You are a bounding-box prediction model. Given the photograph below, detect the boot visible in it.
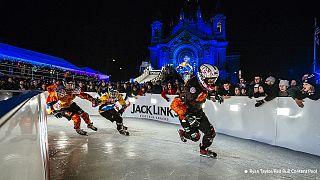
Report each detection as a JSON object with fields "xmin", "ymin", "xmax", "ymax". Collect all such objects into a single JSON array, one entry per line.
[
  {"xmin": 178, "ymin": 129, "xmax": 187, "ymax": 142},
  {"xmin": 76, "ymin": 129, "xmax": 87, "ymax": 136},
  {"xmin": 117, "ymin": 123, "xmax": 129, "ymax": 136},
  {"xmin": 87, "ymin": 122, "xmax": 98, "ymax": 131},
  {"xmin": 199, "ymin": 144, "xmax": 217, "ymax": 158}
]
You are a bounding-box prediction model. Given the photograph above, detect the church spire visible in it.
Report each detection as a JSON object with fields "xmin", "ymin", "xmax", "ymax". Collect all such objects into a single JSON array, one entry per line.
[
  {"xmin": 196, "ymin": 4, "xmax": 203, "ymax": 23},
  {"xmin": 179, "ymin": 8, "xmax": 185, "ymax": 21}
]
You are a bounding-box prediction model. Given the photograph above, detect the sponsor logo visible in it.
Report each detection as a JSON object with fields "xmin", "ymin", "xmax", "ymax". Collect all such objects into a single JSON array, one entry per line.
[
  {"xmin": 130, "ymin": 104, "xmax": 177, "ymax": 118},
  {"xmin": 190, "ymin": 87, "xmax": 196, "ymax": 93}
]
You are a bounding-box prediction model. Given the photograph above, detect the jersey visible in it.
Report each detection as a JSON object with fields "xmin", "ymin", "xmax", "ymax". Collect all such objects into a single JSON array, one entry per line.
[{"xmin": 98, "ymin": 93, "xmax": 126, "ymax": 113}]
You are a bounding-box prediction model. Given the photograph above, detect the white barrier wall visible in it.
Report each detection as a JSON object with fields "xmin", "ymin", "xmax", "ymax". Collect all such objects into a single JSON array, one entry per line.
[
  {"xmin": 0, "ymin": 93, "xmax": 49, "ymax": 180},
  {"xmin": 71, "ymin": 93, "xmax": 320, "ymax": 156}
]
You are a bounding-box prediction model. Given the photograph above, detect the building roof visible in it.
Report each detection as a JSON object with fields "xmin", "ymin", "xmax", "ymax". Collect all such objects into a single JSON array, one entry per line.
[
  {"xmin": 0, "ymin": 43, "xmax": 108, "ymax": 78},
  {"xmin": 0, "ymin": 43, "xmax": 81, "ymax": 70}
]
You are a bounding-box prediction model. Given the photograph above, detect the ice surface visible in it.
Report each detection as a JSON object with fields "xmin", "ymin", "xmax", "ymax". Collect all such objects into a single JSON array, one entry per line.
[{"xmin": 48, "ymin": 116, "xmax": 320, "ymax": 180}]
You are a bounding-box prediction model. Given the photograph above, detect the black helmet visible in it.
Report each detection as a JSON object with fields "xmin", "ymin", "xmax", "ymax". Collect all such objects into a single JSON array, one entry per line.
[
  {"xmin": 196, "ymin": 64, "xmax": 219, "ymax": 91},
  {"xmin": 63, "ymin": 77, "xmax": 75, "ymax": 90},
  {"xmin": 109, "ymin": 89, "xmax": 119, "ymax": 99}
]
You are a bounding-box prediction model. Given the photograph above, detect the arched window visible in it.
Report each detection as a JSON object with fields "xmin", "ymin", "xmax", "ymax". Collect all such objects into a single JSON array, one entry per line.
[{"xmin": 216, "ymin": 22, "xmax": 222, "ymax": 33}]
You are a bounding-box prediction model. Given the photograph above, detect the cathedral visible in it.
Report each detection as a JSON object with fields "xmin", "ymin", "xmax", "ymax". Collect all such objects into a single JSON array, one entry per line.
[{"xmin": 148, "ymin": 1, "xmax": 239, "ymax": 82}]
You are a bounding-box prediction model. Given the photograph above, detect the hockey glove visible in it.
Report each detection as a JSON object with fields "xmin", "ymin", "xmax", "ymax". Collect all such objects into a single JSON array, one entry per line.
[
  {"xmin": 92, "ymin": 98, "xmax": 101, "ymax": 107},
  {"xmin": 185, "ymin": 115, "xmax": 200, "ymax": 127},
  {"xmin": 118, "ymin": 108, "xmax": 125, "ymax": 116},
  {"xmin": 53, "ymin": 110, "xmax": 63, "ymax": 118},
  {"xmin": 255, "ymin": 99, "xmax": 265, "ymax": 107},
  {"xmin": 215, "ymin": 95, "xmax": 224, "ymax": 104}
]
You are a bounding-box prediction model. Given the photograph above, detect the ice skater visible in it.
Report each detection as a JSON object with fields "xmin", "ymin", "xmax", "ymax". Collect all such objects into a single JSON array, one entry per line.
[
  {"xmin": 171, "ymin": 63, "xmax": 222, "ymax": 158},
  {"xmin": 46, "ymin": 77, "xmax": 100, "ymax": 135},
  {"xmin": 97, "ymin": 89, "xmax": 130, "ymax": 136}
]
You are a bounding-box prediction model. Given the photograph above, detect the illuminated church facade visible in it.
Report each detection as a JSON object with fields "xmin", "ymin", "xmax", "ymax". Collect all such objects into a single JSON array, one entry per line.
[{"xmin": 148, "ymin": 3, "xmax": 239, "ymax": 81}]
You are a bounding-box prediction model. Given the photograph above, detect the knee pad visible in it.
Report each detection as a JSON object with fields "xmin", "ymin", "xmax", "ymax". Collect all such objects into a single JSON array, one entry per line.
[
  {"xmin": 80, "ymin": 112, "xmax": 89, "ymax": 120},
  {"xmin": 190, "ymin": 132, "xmax": 200, "ymax": 142},
  {"xmin": 204, "ymin": 128, "xmax": 216, "ymax": 142},
  {"xmin": 72, "ymin": 114, "xmax": 81, "ymax": 122}
]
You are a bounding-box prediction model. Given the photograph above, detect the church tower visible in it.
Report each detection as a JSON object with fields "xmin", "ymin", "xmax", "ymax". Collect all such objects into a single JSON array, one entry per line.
[{"xmin": 212, "ymin": 0, "xmax": 226, "ymax": 41}]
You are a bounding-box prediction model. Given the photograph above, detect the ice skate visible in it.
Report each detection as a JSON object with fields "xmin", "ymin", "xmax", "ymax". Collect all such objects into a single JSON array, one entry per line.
[
  {"xmin": 87, "ymin": 122, "xmax": 98, "ymax": 131},
  {"xmin": 178, "ymin": 129, "xmax": 187, "ymax": 142},
  {"xmin": 117, "ymin": 123, "xmax": 129, "ymax": 136},
  {"xmin": 118, "ymin": 129, "xmax": 130, "ymax": 136},
  {"xmin": 200, "ymin": 148, "xmax": 217, "ymax": 158},
  {"xmin": 76, "ymin": 129, "xmax": 88, "ymax": 136}
]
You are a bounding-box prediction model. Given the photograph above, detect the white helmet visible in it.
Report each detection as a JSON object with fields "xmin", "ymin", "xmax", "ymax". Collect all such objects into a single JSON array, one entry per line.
[{"xmin": 196, "ymin": 64, "xmax": 219, "ymax": 91}]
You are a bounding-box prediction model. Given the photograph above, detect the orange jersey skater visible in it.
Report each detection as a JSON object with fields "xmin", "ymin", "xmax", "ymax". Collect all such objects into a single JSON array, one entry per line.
[{"xmin": 46, "ymin": 81, "xmax": 99, "ymax": 136}]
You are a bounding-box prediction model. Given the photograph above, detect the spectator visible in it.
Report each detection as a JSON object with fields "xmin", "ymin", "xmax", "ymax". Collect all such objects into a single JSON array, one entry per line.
[
  {"xmin": 219, "ymin": 81, "xmax": 234, "ymax": 97},
  {"xmin": 29, "ymin": 80, "xmax": 36, "ymax": 90},
  {"xmin": 248, "ymin": 76, "xmax": 262, "ymax": 98},
  {"xmin": 174, "ymin": 79, "xmax": 180, "ymax": 88},
  {"xmin": 255, "ymin": 76, "xmax": 278, "ymax": 107},
  {"xmin": 253, "ymin": 84, "xmax": 259, "ymax": 97},
  {"xmin": 41, "ymin": 83, "xmax": 47, "ymax": 91},
  {"xmin": 146, "ymin": 84, "xmax": 153, "ymax": 93},
  {"xmin": 87, "ymin": 81, "xmax": 96, "ymax": 92},
  {"xmin": 123, "ymin": 83, "xmax": 132, "ymax": 96},
  {"xmin": 234, "ymin": 87, "xmax": 241, "ymax": 96},
  {"xmin": 116, "ymin": 82, "xmax": 125, "ymax": 93},
  {"xmin": 253, "ymin": 85, "xmax": 266, "ymax": 98},
  {"xmin": 290, "ymin": 80, "xmax": 297, "ymax": 87},
  {"xmin": 152, "ymin": 80, "xmax": 162, "ymax": 94},
  {"xmin": 237, "ymin": 78, "xmax": 247, "ymax": 89},
  {"xmin": 241, "ymin": 88, "xmax": 247, "ymax": 96},
  {"xmin": 18, "ymin": 80, "xmax": 26, "ymax": 91},
  {"xmin": 278, "ymin": 80, "xmax": 290, "ymax": 97},
  {"xmin": 288, "ymin": 74, "xmax": 309, "ymax": 99},
  {"xmin": 3, "ymin": 77, "xmax": 17, "ymax": 90},
  {"xmin": 138, "ymin": 86, "xmax": 146, "ymax": 96},
  {"xmin": 78, "ymin": 82, "xmax": 87, "ymax": 92},
  {"xmin": 161, "ymin": 82, "xmax": 177, "ymax": 101},
  {"xmin": 291, "ymin": 74, "xmax": 320, "ymax": 108},
  {"xmin": 131, "ymin": 86, "xmax": 139, "ymax": 96},
  {"xmin": 98, "ymin": 81, "xmax": 108, "ymax": 95}
]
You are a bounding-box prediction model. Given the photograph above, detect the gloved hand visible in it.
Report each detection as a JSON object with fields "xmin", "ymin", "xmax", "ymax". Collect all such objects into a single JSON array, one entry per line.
[
  {"xmin": 92, "ymin": 98, "xmax": 100, "ymax": 107},
  {"xmin": 165, "ymin": 97, "xmax": 170, "ymax": 102},
  {"xmin": 255, "ymin": 99, "xmax": 265, "ymax": 107},
  {"xmin": 215, "ymin": 95, "xmax": 224, "ymax": 104},
  {"xmin": 53, "ymin": 110, "xmax": 63, "ymax": 118},
  {"xmin": 185, "ymin": 115, "xmax": 200, "ymax": 127},
  {"xmin": 118, "ymin": 108, "xmax": 124, "ymax": 116}
]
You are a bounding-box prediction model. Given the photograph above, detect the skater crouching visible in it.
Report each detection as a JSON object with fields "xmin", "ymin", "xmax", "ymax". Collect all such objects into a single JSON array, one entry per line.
[
  {"xmin": 46, "ymin": 77, "xmax": 99, "ymax": 136},
  {"xmin": 98, "ymin": 90, "xmax": 130, "ymax": 136}
]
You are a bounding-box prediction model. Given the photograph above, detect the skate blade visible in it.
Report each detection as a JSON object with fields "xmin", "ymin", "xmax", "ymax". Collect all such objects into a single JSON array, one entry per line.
[{"xmin": 200, "ymin": 154, "xmax": 217, "ymax": 158}]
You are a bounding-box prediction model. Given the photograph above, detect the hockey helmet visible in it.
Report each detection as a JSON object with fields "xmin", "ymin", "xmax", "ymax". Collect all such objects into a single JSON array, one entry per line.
[{"xmin": 196, "ymin": 64, "xmax": 219, "ymax": 91}]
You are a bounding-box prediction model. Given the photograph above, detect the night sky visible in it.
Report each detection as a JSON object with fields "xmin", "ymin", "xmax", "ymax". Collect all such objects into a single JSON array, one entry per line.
[{"xmin": 0, "ymin": 0, "xmax": 318, "ymax": 81}]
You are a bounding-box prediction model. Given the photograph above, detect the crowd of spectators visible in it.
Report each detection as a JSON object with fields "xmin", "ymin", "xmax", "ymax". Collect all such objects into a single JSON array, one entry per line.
[
  {"xmin": 0, "ymin": 72, "xmax": 308, "ymax": 99},
  {"xmin": 0, "ymin": 58, "xmax": 99, "ymax": 82},
  {"xmin": 1, "ymin": 58, "xmax": 319, "ymax": 107}
]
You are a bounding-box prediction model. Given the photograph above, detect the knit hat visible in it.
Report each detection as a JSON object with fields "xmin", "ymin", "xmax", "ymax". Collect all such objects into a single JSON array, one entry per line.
[
  {"xmin": 279, "ymin": 80, "xmax": 289, "ymax": 87},
  {"xmin": 303, "ymin": 74, "xmax": 317, "ymax": 87},
  {"xmin": 265, "ymin": 76, "xmax": 276, "ymax": 84}
]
